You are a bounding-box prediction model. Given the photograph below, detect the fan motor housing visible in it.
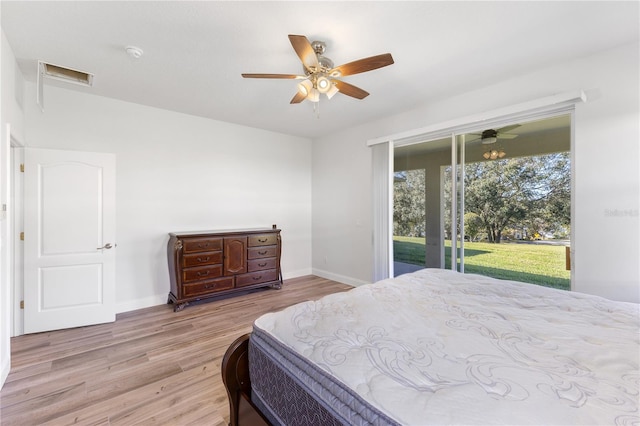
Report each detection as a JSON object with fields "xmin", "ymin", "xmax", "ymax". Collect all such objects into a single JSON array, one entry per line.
[
  {"xmin": 481, "ymin": 129, "xmax": 498, "ymax": 139},
  {"xmin": 303, "ymin": 41, "xmax": 334, "ymax": 75}
]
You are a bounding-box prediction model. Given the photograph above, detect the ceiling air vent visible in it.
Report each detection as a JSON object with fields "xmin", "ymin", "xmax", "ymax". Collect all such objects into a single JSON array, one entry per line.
[
  {"xmin": 37, "ymin": 61, "xmax": 95, "ymax": 112},
  {"xmin": 39, "ymin": 61, "xmax": 94, "ymax": 87}
]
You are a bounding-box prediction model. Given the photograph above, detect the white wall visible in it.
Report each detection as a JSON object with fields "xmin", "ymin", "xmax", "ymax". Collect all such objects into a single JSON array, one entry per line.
[
  {"xmin": 313, "ymin": 41, "xmax": 639, "ymax": 303},
  {"xmin": 1, "ymin": 32, "xmax": 25, "ymax": 143},
  {"xmin": 24, "ymin": 84, "xmax": 313, "ymax": 312}
]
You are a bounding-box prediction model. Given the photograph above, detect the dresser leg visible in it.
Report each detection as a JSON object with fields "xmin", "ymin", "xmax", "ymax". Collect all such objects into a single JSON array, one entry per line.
[
  {"xmin": 271, "ymin": 272, "xmax": 283, "ymax": 290},
  {"xmin": 174, "ymin": 302, "xmax": 189, "ymax": 312}
]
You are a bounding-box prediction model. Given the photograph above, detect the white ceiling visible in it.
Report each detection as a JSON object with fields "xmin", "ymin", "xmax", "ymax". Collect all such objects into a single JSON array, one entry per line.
[{"xmin": 2, "ymin": 1, "xmax": 638, "ymax": 139}]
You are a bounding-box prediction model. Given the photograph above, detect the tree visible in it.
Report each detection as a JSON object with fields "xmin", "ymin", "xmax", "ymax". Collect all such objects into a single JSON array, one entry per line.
[
  {"xmin": 464, "ymin": 212, "xmax": 483, "ymax": 241},
  {"xmin": 394, "ymin": 170, "xmax": 426, "ymax": 237},
  {"xmin": 447, "ymin": 153, "xmax": 570, "ymax": 243},
  {"xmin": 464, "ymin": 159, "xmax": 533, "ymax": 243},
  {"xmin": 401, "ymin": 153, "xmax": 571, "ymax": 244},
  {"xmin": 539, "ymin": 152, "xmax": 571, "ymax": 234}
]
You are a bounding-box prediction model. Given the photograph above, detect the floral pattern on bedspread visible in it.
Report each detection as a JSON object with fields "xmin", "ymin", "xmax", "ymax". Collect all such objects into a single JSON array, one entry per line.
[{"xmin": 254, "ymin": 269, "xmax": 640, "ymax": 425}]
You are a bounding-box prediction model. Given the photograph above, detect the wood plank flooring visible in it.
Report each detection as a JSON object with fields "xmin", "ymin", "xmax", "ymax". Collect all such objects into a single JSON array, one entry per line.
[{"xmin": 0, "ymin": 276, "xmax": 352, "ymax": 425}]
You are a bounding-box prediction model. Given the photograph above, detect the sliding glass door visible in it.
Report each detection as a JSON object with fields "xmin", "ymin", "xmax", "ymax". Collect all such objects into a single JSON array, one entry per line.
[{"xmin": 393, "ymin": 115, "xmax": 572, "ymax": 290}]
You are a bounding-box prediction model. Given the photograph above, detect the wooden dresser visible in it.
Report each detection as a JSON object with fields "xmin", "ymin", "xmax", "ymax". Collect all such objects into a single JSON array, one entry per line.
[{"xmin": 167, "ymin": 226, "xmax": 282, "ymax": 311}]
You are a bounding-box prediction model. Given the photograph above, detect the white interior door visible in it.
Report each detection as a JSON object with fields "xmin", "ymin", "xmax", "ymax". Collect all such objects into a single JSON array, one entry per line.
[{"xmin": 24, "ymin": 148, "xmax": 116, "ymax": 333}]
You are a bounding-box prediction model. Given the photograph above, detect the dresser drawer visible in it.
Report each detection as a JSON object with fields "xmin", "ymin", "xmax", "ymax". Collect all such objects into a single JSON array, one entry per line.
[
  {"xmin": 247, "ymin": 246, "xmax": 277, "ymax": 259},
  {"xmin": 182, "ymin": 251, "xmax": 222, "ymax": 268},
  {"xmin": 248, "ymin": 257, "xmax": 277, "ymax": 272},
  {"xmin": 183, "ymin": 237, "xmax": 223, "ymax": 253},
  {"xmin": 248, "ymin": 234, "xmax": 278, "ymax": 247},
  {"xmin": 183, "ymin": 277, "xmax": 234, "ymax": 297},
  {"xmin": 182, "ymin": 265, "xmax": 223, "ymax": 283},
  {"xmin": 236, "ymin": 269, "xmax": 277, "ymax": 288}
]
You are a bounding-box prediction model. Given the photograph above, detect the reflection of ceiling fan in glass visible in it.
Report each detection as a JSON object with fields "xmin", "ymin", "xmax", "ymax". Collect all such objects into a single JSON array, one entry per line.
[
  {"xmin": 483, "ymin": 147, "xmax": 506, "ymax": 160},
  {"xmin": 469, "ymin": 124, "xmax": 521, "ymax": 160},
  {"xmin": 241, "ymin": 35, "xmax": 394, "ymax": 105}
]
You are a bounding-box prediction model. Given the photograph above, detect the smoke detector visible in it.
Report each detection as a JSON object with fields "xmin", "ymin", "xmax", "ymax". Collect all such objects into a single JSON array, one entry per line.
[{"xmin": 125, "ymin": 46, "xmax": 144, "ymax": 59}]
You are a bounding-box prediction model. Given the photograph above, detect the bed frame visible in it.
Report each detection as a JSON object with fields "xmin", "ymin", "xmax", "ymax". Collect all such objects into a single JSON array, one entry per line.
[{"xmin": 221, "ymin": 333, "xmax": 271, "ymax": 426}]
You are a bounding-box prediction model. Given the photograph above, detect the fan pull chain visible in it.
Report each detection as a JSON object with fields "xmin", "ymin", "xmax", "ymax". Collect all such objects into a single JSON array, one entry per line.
[{"xmin": 313, "ymin": 99, "xmax": 320, "ymax": 118}]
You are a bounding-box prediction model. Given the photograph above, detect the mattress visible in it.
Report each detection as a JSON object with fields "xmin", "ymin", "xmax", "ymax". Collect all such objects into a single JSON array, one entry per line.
[{"xmin": 250, "ymin": 268, "xmax": 639, "ymax": 425}]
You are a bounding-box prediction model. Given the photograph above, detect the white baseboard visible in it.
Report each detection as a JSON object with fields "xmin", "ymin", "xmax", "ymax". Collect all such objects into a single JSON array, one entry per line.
[
  {"xmin": 1, "ymin": 355, "xmax": 10, "ymax": 390},
  {"xmin": 311, "ymin": 268, "xmax": 370, "ymax": 288},
  {"xmin": 282, "ymin": 268, "xmax": 312, "ymax": 280},
  {"xmin": 116, "ymin": 294, "xmax": 168, "ymax": 314}
]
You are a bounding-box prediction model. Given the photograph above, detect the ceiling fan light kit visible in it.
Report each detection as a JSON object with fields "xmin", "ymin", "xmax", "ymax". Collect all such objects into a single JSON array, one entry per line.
[
  {"xmin": 325, "ymin": 83, "xmax": 339, "ymax": 99},
  {"xmin": 297, "ymin": 79, "xmax": 313, "ymax": 96},
  {"xmin": 483, "ymin": 149, "xmax": 506, "ymax": 160},
  {"xmin": 308, "ymin": 87, "xmax": 320, "ymax": 103},
  {"xmin": 242, "ymin": 34, "xmax": 394, "ymax": 110},
  {"xmin": 297, "ymin": 74, "xmax": 332, "ymax": 103},
  {"xmin": 316, "ymin": 75, "xmax": 331, "ymax": 93}
]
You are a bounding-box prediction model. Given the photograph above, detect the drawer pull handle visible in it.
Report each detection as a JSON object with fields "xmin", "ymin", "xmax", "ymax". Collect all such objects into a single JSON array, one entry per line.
[
  {"xmin": 204, "ymin": 284, "xmax": 214, "ymax": 289},
  {"xmin": 253, "ymin": 275, "xmax": 262, "ymax": 281},
  {"xmin": 258, "ymin": 238, "xmax": 268, "ymax": 243},
  {"xmin": 197, "ymin": 271, "xmax": 210, "ymax": 277},
  {"xmin": 258, "ymin": 251, "xmax": 267, "ymax": 255},
  {"xmin": 197, "ymin": 257, "xmax": 210, "ymax": 262},
  {"xmin": 198, "ymin": 243, "xmax": 210, "ymax": 249},
  {"xmin": 258, "ymin": 262, "xmax": 267, "ymax": 267}
]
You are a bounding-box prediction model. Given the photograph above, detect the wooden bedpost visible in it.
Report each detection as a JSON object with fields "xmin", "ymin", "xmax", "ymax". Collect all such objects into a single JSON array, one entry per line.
[{"xmin": 221, "ymin": 333, "xmax": 252, "ymax": 426}]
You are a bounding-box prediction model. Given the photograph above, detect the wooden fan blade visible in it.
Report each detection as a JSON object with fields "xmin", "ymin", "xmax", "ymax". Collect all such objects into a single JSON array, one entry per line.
[
  {"xmin": 334, "ymin": 80, "xmax": 369, "ymax": 99},
  {"xmin": 241, "ymin": 73, "xmax": 301, "ymax": 79},
  {"xmin": 330, "ymin": 53, "xmax": 394, "ymax": 77},
  {"xmin": 290, "ymin": 91, "xmax": 306, "ymax": 104},
  {"xmin": 288, "ymin": 35, "xmax": 318, "ymax": 71},
  {"xmin": 498, "ymin": 133, "xmax": 519, "ymax": 139}
]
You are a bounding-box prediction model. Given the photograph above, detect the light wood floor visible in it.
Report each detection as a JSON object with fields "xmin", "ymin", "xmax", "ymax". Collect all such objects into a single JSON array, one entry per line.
[{"xmin": 0, "ymin": 276, "xmax": 352, "ymax": 425}]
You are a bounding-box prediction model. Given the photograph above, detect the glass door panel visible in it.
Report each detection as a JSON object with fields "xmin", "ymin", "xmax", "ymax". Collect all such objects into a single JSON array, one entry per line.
[
  {"xmin": 460, "ymin": 116, "xmax": 572, "ymax": 289},
  {"xmin": 393, "ymin": 137, "xmax": 450, "ymax": 276}
]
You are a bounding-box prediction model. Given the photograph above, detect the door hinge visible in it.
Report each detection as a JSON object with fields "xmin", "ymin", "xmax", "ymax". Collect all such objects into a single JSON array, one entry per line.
[
  {"xmin": 20, "ymin": 300, "xmax": 24, "ymax": 309},
  {"xmin": 20, "ymin": 232, "xmax": 24, "ymax": 241},
  {"xmin": 20, "ymin": 163, "xmax": 24, "ymax": 172}
]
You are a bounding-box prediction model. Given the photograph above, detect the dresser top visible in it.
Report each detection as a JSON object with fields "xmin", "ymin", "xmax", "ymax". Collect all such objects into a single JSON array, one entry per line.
[{"xmin": 169, "ymin": 227, "xmax": 280, "ymax": 238}]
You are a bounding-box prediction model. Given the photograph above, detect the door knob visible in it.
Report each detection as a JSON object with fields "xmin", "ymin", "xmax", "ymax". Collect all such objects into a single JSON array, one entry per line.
[{"xmin": 97, "ymin": 243, "xmax": 114, "ymax": 250}]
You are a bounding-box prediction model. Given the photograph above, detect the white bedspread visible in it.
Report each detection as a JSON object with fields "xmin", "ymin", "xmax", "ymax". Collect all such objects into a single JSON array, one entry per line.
[{"xmin": 254, "ymin": 269, "xmax": 640, "ymax": 425}]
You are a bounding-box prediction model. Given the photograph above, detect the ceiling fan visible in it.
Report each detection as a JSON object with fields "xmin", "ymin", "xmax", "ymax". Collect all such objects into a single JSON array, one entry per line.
[
  {"xmin": 469, "ymin": 124, "xmax": 521, "ymax": 144},
  {"xmin": 242, "ymin": 34, "xmax": 394, "ymax": 104},
  {"xmin": 468, "ymin": 124, "xmax": 521, "ymax": 160}
]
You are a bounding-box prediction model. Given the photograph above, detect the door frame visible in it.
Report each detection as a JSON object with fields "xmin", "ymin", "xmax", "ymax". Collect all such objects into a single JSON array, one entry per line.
[{"xmin": 11, "ymin": 144, "xmax": 24, "ymax": 336}]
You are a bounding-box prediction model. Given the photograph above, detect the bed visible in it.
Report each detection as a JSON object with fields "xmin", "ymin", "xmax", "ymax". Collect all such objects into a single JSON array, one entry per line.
[{"xmin": 222, "ymin": 268, "xmax": 639, "ymax": 425}]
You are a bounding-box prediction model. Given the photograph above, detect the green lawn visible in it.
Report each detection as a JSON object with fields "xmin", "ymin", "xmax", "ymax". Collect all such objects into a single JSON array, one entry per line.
[{"xmin": 393, "ymin": 236, "xmax": 570, "ymax": 290}]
